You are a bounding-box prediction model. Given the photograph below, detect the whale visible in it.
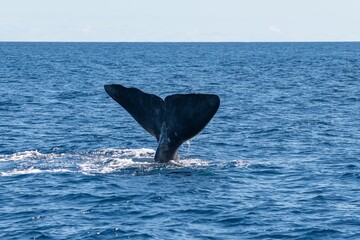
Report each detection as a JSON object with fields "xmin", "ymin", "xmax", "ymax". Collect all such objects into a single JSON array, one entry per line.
[{"xmin": 104, "ymin": 84, "xmax": 220, "ymax": 163}]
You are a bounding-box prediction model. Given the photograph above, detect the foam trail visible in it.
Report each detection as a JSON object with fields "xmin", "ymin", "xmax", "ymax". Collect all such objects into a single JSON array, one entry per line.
[
  {"xmin": 0, "ymin": 168, "xmax": 72, "ymax": 177},
  {"xmin": 0, "ymin": 150, "xmax": 51, "ymax": 162},
  {"xmin": 0, "ymin": 148, "xmax": 206, "ymax": 176},
  {"xmin": 0, "ymin": 149, "xmax": 249, "ymax": 176}
]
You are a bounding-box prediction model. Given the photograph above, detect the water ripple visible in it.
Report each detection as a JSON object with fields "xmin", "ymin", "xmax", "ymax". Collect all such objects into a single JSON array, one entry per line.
[{"xmin": 1, "ymin": 42, "xmax": 360, "ymax": 239}]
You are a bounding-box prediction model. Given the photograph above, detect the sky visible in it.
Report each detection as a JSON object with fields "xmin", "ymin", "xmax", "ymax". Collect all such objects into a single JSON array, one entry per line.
[{"xmin": 0, "ymin": 0, "xmax": 360, "ymax": 42}]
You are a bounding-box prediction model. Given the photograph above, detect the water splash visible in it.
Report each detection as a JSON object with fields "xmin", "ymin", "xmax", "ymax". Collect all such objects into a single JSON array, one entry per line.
[{"xmin": 185, "ymin": 140, "xmax": 191, "ymax": 158}]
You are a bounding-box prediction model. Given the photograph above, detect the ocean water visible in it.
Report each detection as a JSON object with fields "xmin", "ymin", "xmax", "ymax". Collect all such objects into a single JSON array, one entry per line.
[{"xmin": 1, "ymin": 42, "xmax": 360, "ymax": 239}]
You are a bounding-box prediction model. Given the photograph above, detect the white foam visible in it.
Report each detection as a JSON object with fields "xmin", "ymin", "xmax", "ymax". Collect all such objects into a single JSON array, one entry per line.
[
  {"xmin": 216, "ymin": 159, "xmax": 250, "ymax": 169},
  {"xmin": 0, "ymin": 150, "xmax": 41, "ymax": 162},
  {"xmin": 0, "ymin": 148, "xmax": 214, "ymax": 176},
  {"xmin": 0, "ymin": 150, "xmax": 66, "ymax": 162},
  {"xmin": 232, "ymin": 160, "xmax": 250, "ymax": 168},
  {"xmin": 79, "ymin": 158, "xmax": 134, "ymax": 174},
  {"xmin": 77, "ymin": 148, "xmax": 157, "ymax": 174},
  {"xmin": 169, "ymin": 158, "xmax": 210, "ymax": 168},
  {"xmin": 89, "ymin": 148, "xmax": 155, "ymax": 157},
  {"xmin": 0, "ymin": 167, "xmax": 72, "ymax": 176}
]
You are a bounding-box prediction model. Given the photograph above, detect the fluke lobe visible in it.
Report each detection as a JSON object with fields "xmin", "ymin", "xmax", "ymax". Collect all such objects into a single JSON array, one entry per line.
[{"xmin": 104, "ymin": 84, "xmax": 220, "ymax": 163}]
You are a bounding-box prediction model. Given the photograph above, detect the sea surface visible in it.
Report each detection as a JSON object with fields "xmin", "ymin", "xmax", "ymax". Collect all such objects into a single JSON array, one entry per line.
[{"xmin": 1, "ymin": 42, "xmax": 360, "ymax": 239}]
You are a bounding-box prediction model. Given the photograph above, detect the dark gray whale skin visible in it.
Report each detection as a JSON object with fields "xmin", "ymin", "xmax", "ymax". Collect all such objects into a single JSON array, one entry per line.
[{"xmin": 104, "ymin": 84, "xmax": 220, "ymax": 163}]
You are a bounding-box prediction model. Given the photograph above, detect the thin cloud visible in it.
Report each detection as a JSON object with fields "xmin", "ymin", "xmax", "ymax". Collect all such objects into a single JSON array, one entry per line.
[
  {"xmin": 81, "ymin": 26, "xmax": 92, "ymax": 34},
  {"xmin": 269, "ymin": 26, "xmax": 283, "ymax": 34}
]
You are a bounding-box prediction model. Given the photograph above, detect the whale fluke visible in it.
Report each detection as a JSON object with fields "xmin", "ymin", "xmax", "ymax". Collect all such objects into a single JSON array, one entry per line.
[
  {"xmin": 104, "ymin": 84, "xmax": 164, "ymax": 141},
  {"xmin": 104, "ymin": 84, "xmax": 220, "ymax": 162}
]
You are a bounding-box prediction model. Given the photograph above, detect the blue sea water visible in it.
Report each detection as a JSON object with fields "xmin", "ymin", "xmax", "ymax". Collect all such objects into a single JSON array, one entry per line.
[{"xmin": 1, "ymin": 42, "xmax": 360, "ymax": 239}]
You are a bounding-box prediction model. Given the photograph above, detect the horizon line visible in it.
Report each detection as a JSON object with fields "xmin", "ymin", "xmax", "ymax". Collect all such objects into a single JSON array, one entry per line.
[{"xmin": 1, "ymin": 40, "xmax": 360, "ymax": 43}]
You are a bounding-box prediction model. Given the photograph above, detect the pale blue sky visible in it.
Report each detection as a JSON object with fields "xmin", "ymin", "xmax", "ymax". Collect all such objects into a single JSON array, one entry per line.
[{"xmin": 1, "ymin": 0, "xmax": 359, "ymax": 42}]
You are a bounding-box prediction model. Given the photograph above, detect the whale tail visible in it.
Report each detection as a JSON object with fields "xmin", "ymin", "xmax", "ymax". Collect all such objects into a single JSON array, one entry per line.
[{"xmin": 104, "ymin": 84, "xmax": 220, "ymax": 162}]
